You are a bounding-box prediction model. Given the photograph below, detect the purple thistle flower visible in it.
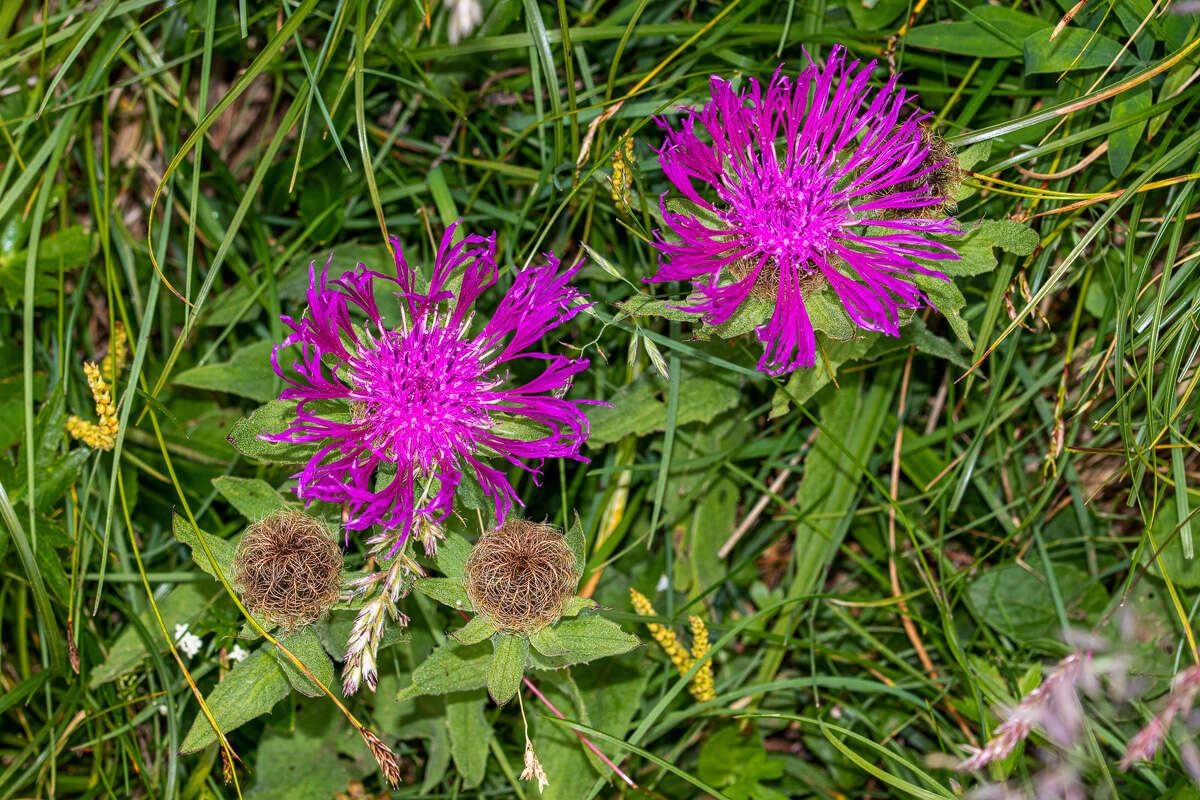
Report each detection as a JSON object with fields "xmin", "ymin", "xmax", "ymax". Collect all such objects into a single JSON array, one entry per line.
[
  {"xmin": 270, "ymin": 223, "xmax": 592, "ymax": 547},
  {"xmin": 648, "ymin": 45, "xmax": 962, "ymax": 375}
]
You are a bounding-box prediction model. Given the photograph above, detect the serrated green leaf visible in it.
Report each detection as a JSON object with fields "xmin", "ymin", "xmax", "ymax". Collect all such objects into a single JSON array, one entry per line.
[
  {"xmin": 172, "ymin": 513, "xmax": 237, "ymax": 581},
  {"xmin": 396, "ymin": 640, "xmax": 492, "ymax": 700},
  {"xmin": 956, "ymin": 141, "xmax": 991, "ymax": 172},
  {"xmin": 564, "ymin": 513, "xmax": 585, "ymax": 575},
  {"xmin": 180, "ymin": 648, "xmax": 291, "ymax": 753},
  {"xmin": 175, "ymin": 341, "xmax": 277, "ymax": 402},
  {"xmin": 226, "ymin": 400, "xmax": 326, "ymax": 464},
  {"xmin": 415, "ymin": 577, "xmax": 472, "ymax": 610},
  {"xmin": 530, "ymin": 625, "xmax": 569, "ymax": 656},
  {"xmin": 433, "ymin": 531, "xmax": 473, "ymax": 579},
  {"xmin": 972, "ymin": 219, "xmax": 1040, "ymax": 256},
  {"xmin": 562, "ymin": 596, "xmax": 598, "ymax": 617},
  {"xmin": 528, "ymin": 615, "xmax": 639, "ymax": 670},
  {"xmin": 212, "ymin": 476, "xmax": 292, "ymax": 521},
  {"xmin": 616, "ymin": 294, "xmax": 697, "ymax": 322},
  {"xmin": 587, "ymin": 371, "xmax": 741, "ymax": 445},
  {"xmin": 275, "ymin": 627, "xmax": 335, "ymax": 697},
  {"xmin": 487, "ymin": 635, "xmax": 528, "ymax": 705},
  {"xmin": 805, "ymin": 288, "xmax": 856, "ymax": 339},
  {"xmin": 452, "ymin": 614, "xmax": 498, "ymax": 645},
  {"xmin": 707, "ymin": 293, "xmax": 771, "ymax": 339},
  {"xmin": 916, "ymin": 274, "xmax": 971, "ymax": 348},
  {"xmin": 446, "ymin": 690, "xmax": 491, "ymax": 787},
  {"xmin": 244, "ymin": 703, "xmax": 353, "ymax": 800}
]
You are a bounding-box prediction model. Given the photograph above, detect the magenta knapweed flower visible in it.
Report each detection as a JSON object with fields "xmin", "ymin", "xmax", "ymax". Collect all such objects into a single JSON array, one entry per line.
[
  {"xmin": 270, "ymin": 223, "xmax": 592, "ymax": 544},
  {"xmin": 649, "ymin": 45, "xmax": 961, "ymax": 374}
]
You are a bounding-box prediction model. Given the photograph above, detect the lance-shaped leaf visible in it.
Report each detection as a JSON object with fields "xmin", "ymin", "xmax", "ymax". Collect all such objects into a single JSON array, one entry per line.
[
  {"xmin": 487, "ymin": 634, "xmax": 529, "ymax": 705},
  {"xmin": 452, "ymin": 614, "xmax": 498, "ymax": 646},
  {"xmin": 415, "ymin": 577, "xmax": 472, "ymax": 611}
]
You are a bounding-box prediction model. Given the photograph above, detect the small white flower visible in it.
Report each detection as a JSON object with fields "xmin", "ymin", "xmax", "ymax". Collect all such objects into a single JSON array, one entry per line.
[
  {"xmin": 229, "ymin": 645, "xmax": 249, "ymax": 663},
  {"xmin": 655, "ymin": 573, "xmax": 670, "ymax": 593},
  {"xmin": 445, "ymin": 0, "xmax": 483, "ymax": 45},
  {"xmin": 178, "ymin": 633, "xmax": 204, "ymax": 659},
  {"xmin": 157, "ymin": 704, "xmax": 168, "ymax": 716},
  {"xmin": 173, "ymin": 623, "xmax": 189, "ymax": 640}
]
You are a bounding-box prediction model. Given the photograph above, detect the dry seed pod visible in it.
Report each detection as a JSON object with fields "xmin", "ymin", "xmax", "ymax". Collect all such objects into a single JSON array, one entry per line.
[
  {"xmin": 464, "ymin": 519, "xmax": 578, "ymax": 634},
  {"xmin": 232, "ymin": 510, "xmax": 343, "ymax": 631}
]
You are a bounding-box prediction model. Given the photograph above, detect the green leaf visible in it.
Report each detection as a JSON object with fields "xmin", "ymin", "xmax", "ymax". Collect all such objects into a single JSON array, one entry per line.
[
  {"xmin": 562, "ymin": 596, "xmax": 598, "ymax": 617},
  {"xmin": 844, "ymin": 0, "xmax": 907, "ymax": 31},
  {"xmin": 916, "ymin": 274, "xmax": 972, "ymax": 348},
  {"xmin": 452, "ymin": 614, "xmax": 498, "ymax": 645},
  {"xmin": 445, "ymin": 690, "xmax": 491, "ymax": 788},
  {"xmin": 172, "ymin": 513, "xmax": 237, "ymax": 581},
  {"xmin": 396, "ymin": 640, "xmax": 492, "ymax": 701},
  {"xmin": 226, "ymin": 400, "xmax": 324, "ymax": 464},
  {"xmin": 0, "ymin": 225, "xmax": 94, "ymax": 308},
  {"xmin": 529, "ymin": 615, "xmax": 639, "ymax": 670},
  {"xmin": 966, "ymin": 562, "xmax": 1106, "ymax": 641},
  {"xmin": 530, "ymin": 625, "xmax": 569, "ymax": 656},
  {"xmin": 487, "ymin": 634, "xmax": 528, "ymax": 705},
  {"xmin": 175, "ymin": 341, "xmax": 277, "ymax": 402},
  {"xmin": 212, "ymin": 476, "xmax": 292, "ymax": 521},
  {"xmin": 275, "ymin": 627, "xmax": 335, "ymax": 698},
  {"xmin": 1023, "ymin": 27, "xmax": 1127, "ymax": 75},
  {"xmin": 244, "ymin": 703, "xmax": 353, "ymax": 800},
  {"xmin": 1144, "ymin": 496, "xmax": 1200, "ymax": 587},
  {"xmin": 564, "ymin": 513, "xmax": 586, "ymax": 574},
  {"xmin": 805, "ymin": 287, "xmax": 857, "ymax": 339},
  {"xmin": 415, "ymin": 577, "xmax": 472, "ymax": 611},
  {"xmin": 905, "ymin": 21, "xmax": 1022, "ymax": 58},
  {"xmin": 956, "ymin": 141, "xmax": 992, "ymax": 172},
  {"xmin": 535, "ymin": 661, "xmax": 650, "ymax": 800},
  {"xmin": 587, "ymin": 371, "xmax": 741, "ymax": 445},
  {"xmin": 90, "ymin": 583, "xmax": 217, "ymax": 687},
  {"xmin": 769, "ymin": 334, "xmax": 877, "ymax": 418},
  {"xmin": 180, "ymin": 647, "xmax": 291, "ymax": 753},
  {"xmin": 1150, "ymin": 61, "xmax": 1196, "ymax": 139},
  {"xmin": 1108, "ymin": 82, "xmax": 1152, "ymax": 177},
  {"xmin": 707, "ymin": 293, "xmax": 771, "ymax": 339},
  {"xmin": 433, "ymin": 530, "xmax": 473, "ymax": 578},
  {"xmin": 616, "ymin": 294, "xmax": 697, "ymax": 323}
]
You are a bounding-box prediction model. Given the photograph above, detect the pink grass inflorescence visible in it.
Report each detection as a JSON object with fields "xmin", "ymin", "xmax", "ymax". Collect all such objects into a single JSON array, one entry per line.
[{"xmin": 648, "ymin": 45, "xmax": 961, "ymax": 374}]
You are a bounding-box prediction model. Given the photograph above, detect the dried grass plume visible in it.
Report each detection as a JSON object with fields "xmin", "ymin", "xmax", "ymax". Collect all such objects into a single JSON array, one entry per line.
[
  {"xmin": 464, "ymin": 519, "xmax": 578, "ymax": 633},
  {"xmin": 232, "ymin": 510, "xmax": 343, "ymax": 631}
]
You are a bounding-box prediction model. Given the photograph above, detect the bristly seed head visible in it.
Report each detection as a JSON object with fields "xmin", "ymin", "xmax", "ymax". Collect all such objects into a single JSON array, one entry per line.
[
  {"xmin": 464, "ymin": 519, "xmax": 578, "ymax": 633},
  {"xmin": 232, "ymin": 510, "xmax": 343, "ymax": 632}
]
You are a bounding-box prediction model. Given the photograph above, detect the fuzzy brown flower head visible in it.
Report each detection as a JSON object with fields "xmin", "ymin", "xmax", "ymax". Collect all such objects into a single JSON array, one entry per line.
[
  {"xmin": 464, "ymin": 519, "xmax": 578, "ymax": 634},
  {"xmin": 232, "ymin": 510, "xmax": 343, "ymax": 632}
]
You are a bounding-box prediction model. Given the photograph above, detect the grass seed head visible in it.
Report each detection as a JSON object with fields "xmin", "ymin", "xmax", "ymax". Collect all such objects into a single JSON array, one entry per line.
[
  {"xmin": 232, "ymin": 510, "xmax": 343, "ymax": 632},
  {"xmin": 464, "ymin": 519, "xmax": 578, "ymax": 634}
]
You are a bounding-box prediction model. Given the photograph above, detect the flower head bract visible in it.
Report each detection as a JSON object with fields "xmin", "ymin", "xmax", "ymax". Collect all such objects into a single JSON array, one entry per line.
[
  {"xmin": 649, "ymin": 45, "xmax": 962, "ymax": 374},
  {"xmin": 270, "ymin": 223, "xmax": 592, "ymax": 547}
]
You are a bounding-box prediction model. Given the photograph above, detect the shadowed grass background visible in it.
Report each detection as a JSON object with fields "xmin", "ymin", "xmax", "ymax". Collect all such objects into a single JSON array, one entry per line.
[{"xmin": 1, "ymin": 0, "xmax": 1199, "ymax": 798}]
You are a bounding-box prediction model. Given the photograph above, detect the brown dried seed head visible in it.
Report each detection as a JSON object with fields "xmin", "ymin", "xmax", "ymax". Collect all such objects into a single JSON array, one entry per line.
[
  {"xmin": 464, "ymin": 519, "xmax": 578, "ymax": 634},
  {"xmin": 232, "ymin": 510, "xmax": 343, "ymax": 632}
]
